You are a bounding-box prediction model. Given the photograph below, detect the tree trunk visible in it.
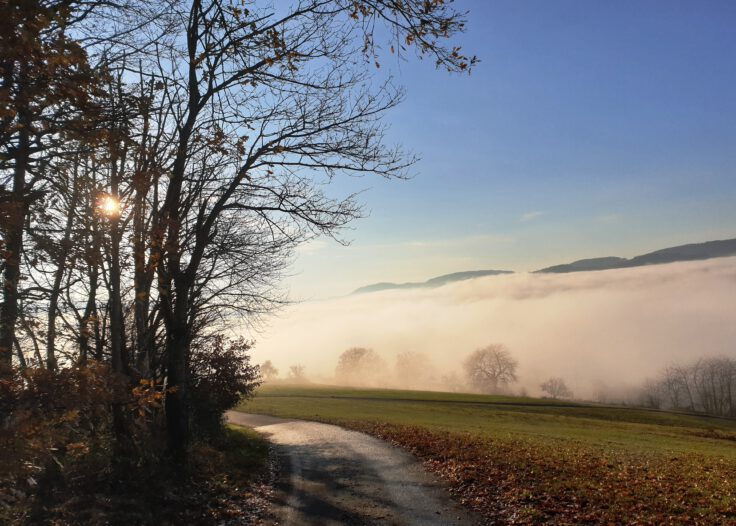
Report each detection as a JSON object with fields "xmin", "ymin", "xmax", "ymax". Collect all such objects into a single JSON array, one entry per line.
[
  {"xmin": 161, "ymin": 0, "xmax": 201, "ymax": 460},
  {"xmin": 13, "ymin": 337, "xmax": 26, "ymax": 369},
  {"xmin": 79, "ymin": 182, "xmax": 101, "ymax": 364},
  {"xmin": 133, "ymin": 185, "xmax": 153, "ymax": 377},
  {"xmin": 95, "ymin": 309, "xmax": 105, "ymax": 361},
  {"xmin": 165, "ymin": 279, "xmax": 191, "ymax": 461},
  {"xmin": 108, "ymin": 210, "xmax": 129, "ymax": 456},
  {"xmin": 46, "ymin": 169, "xmax": 79, "ymax": 370},
  {"xmin": 79, "ymin": 263, "xmax": 99, "ymax": 364},
  {"xmin": 0, "ymin": 117, "xmax": 29, "ymax": 375},
  {"xmin": 109, "ymin": 217, "xmax": 125, "ymax": 373}
]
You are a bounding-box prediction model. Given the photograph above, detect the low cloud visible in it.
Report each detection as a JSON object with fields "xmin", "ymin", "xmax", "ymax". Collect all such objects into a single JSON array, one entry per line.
[{"xmin": 249, "ymin": 257, "xmax": 736, "ymax": 399}]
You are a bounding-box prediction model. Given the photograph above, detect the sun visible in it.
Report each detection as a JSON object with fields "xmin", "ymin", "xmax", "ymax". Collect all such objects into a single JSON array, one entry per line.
[{"xmin": 99, "ymin": 194, "xmax": 121, "ymax": 217}]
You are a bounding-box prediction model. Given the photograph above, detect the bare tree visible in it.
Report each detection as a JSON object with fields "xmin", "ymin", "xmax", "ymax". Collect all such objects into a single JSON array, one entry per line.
[
  {"xmin": 2, "ymin": 0, "xmax": 477, "ymax": 463},
  {"xmin": 691, "ymin": 357, "xmax": 735, "ymax": 417},
  {"xmin": 540, "ymin": 377, "xmax": 573, "ymax": 400},
  {"xmin": 260, "ymin": 360, "xmax": 279, "ymax": 381},
  {"xmin": 395, "ymin": 351, "xmax": 436, "ymax": 390},
  {"xmin": 638, "ymin": 378, "xmax": 664, "ymax": 409},
  {"xmin": 0, "ymin": 0, "xmax": 101, "ymax": 373},
  {"xmin": 288, "ymin": 364, "xmax": 306, "ymax": 382},
  {"xmin": 335, "ymin": 347, "xmax": 387, "ymax": 386},
  {"xmin": 124, "ymin": 0, "xmax": 477, "ymax": 458},
  {"xmin": 641, "ymin": 356, "xmax": 736, "ymax": 417},
  {"xmin": 439, "ymin": 372, "xmax": 464, "ymax": 393},
  {"xmin": 463, "ymin": 344, "xmax": 518, "ymax": 394}
]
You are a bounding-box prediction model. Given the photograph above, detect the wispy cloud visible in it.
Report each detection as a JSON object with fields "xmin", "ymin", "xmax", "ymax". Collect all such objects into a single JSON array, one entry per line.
[{"xmin": 520, "ymin": 211, "xmax": 543, "ymax": 222}]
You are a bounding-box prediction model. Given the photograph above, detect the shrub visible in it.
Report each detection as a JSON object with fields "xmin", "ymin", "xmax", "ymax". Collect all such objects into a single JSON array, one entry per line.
[{"xmin": 189, "ymin": 336, "xmax": 261, "ymax": 439}]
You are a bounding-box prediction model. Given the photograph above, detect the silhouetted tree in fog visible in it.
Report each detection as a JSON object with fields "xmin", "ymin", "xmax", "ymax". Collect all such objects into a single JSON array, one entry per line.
[
  {"xmin": 639, "ymin": 356, "xmax": 736, "ymax": 417},
  {"xmin": 260, "ymin": 360, "xmax": 279, "ymax": 381},
  {"xmin": 335, "ymin": 347, "xmax": 387, "ymax": 386},
  {"xmin": 540, "ymin": 377, "xmax": 573, "ymax": 400},
  {"xmin": 288, "ymin": 364, "xmax": 306, "ymax": 382},
  {"xmin": 395, "ymin": 351, "xmax": 436, "ymax": 389},
  {"xmin": 463, "ymin": 344, "xmax": 518, "ymax": 394}
]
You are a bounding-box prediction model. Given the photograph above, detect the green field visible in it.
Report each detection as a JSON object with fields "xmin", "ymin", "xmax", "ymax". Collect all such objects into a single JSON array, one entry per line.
[{"xmin": 237, "ymin": 385, "xmax": 736, "ymax": 525}]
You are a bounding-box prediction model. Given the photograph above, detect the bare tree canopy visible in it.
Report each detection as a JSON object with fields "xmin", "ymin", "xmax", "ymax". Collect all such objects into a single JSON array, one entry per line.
[
  {"xmin": 0, "ymin": 0, "xmax": 477, "ymax": 465},
  {"xmin": 639, "ymin": 356, "xmax": 736, "ymax": 418},
  {"xmin": 540, "ymin": 377, "xmax": 573, "ymax": 400},
  {"xmin": 288, "ymin": 364, "xmax": 307, "ymax": 382},
  {"xmin": 463, "ymin": 344, "xmax": 518, "ymax": 394},
  {"xmin": 394, "ymin": 350, "xmax": 436, "ymax": 389},
  {"xmin": 260, "ymin": 359, "xmax": 279, "ymax": 381},
  {"xmin": 335, "ymin": 347, "xmax": 387, "ymax": 386}
]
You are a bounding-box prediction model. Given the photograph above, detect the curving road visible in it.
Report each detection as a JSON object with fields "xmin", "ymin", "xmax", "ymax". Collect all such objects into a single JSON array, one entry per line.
[{"xmin": 226, "ymin": 412, "xmax": 478, "ymax": 526}]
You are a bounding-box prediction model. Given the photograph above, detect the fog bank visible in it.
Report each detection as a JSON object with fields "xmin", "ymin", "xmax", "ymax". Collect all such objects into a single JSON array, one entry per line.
[{"xmin": 249, "ymin": 257, "xmax": 736, "ymax": 399}]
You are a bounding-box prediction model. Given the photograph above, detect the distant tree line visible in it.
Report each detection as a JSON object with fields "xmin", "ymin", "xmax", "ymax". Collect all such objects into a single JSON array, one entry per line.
[
  {"xmin": 640, "ymin": 357, "xmax": 736, "ymax": 418},
  {"xmin": 328, "ymin": 343, "xmax": 572, "ymax": 397},
  {"xmin": 639, "ymin": 356, "xmax": 736, "ymax": 418}
]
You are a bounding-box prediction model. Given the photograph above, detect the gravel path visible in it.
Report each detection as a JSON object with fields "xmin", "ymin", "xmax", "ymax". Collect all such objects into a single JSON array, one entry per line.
[{"xmin": 226, "ymin": 411, "xmax": 478, "ymax": 526}]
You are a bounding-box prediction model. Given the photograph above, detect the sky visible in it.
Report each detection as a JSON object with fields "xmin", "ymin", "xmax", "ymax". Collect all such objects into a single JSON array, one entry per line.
[{"xmin": 283, "ymin": 0, "xmax": 736, "ymax": 300}]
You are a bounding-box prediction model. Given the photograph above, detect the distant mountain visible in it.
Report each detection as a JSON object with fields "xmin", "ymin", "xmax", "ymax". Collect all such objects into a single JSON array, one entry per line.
[
  {"xmin": 351, "ymin": 238, "xmax": 736, "ymax": 295},
  {"xmin": 352, "ymin": 270, "xmax": 513, "ymax": 295},
  {"xmin": 536, "ymin": 238, "xmax": 736, "ymax": 274},
  {"xmin": 538, "ymin": 257, "xmax": 627, "ymax": 274}
]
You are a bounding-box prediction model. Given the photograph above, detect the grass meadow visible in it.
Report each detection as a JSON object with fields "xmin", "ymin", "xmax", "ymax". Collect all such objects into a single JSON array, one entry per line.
[{"xmin": 238, "ymin": 385, "xmax": 736, "ymax": 525}]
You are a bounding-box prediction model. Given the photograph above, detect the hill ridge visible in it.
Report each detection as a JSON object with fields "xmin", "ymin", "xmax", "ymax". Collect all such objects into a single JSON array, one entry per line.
[
  {"xmin": 351, "ymin": 237, "xmax": 736, "ymax": 294},
  {"xmin": 352, "ymin": 269, "xmax": 513, "ymax": 294},
  {"xmin": 535, "ymin": 237, "xmax": 736, "ymax": 274}
]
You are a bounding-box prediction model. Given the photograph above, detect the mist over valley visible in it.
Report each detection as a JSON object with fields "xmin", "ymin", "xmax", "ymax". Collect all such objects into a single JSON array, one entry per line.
[{"xmin": 252, "ymin": 255, "xmax": 736, "ymax": 401}]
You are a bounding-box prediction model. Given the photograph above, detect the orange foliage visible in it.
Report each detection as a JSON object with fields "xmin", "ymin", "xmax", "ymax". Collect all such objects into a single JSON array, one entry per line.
[
  {"xmin": 0, "ymin": 363, "xmax": 168, "ymax": 522},
  {"xmin": 362, "ymin": 423, "xmax": 736, "ymax": 526}
]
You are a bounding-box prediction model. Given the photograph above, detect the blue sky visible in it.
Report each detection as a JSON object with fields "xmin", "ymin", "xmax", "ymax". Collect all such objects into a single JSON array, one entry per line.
[{"xmin": 288, "ymin": 0, "xmax": 736, "ymax": 299}]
